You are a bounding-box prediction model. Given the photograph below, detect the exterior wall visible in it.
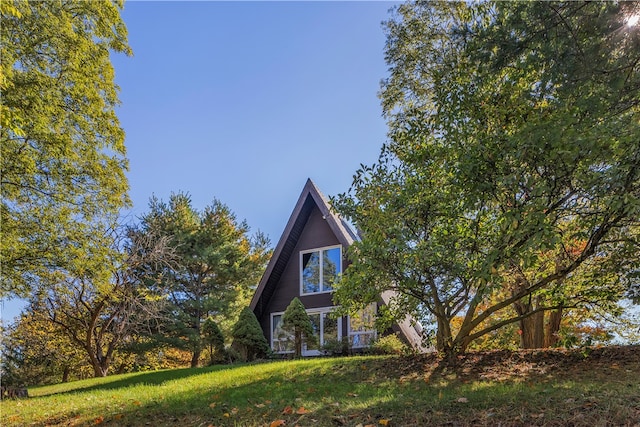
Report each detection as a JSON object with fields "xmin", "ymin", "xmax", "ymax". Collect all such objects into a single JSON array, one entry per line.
[{"xmin": 258, "ymin": 205, "xmax": 347, "ymax": 344}]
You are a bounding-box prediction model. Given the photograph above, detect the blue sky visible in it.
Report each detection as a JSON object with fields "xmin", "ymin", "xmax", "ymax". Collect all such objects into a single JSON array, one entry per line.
[{"xmin": 1, "ymin": 1, "xmax": 398, "ymax": 322}]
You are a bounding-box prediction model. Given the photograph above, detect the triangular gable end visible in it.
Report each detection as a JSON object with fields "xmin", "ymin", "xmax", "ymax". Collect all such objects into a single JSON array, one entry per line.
[
  {"xmin": 250, "ymin": 179, "xmax": 427, "ymax": 353},
  {"xmin": 250, "ymin": 178, "xmax": 355, "ymax": 319}
]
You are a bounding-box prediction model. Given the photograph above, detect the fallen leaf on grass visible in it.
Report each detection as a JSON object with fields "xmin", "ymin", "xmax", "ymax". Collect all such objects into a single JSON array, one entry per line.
[
  {"xmin": 282, "ymin": 406, "xmax": 293, "ymax": 415},
  {"xmin": 114, "ymin": 414, "xmax": 124, "ymax": 420},
  {"xmin": 347, "ymin": 393, "xmax": 359, "ymax": 397},
  {"xmin": 270, "ymin": 420, "xmax": 285, "ymax": 427},
  {"xmin": 379, "ymin": 419, "xmax": 390, "ymax": 426},
  {"xmin": 94, "ymin": 416, "xmax": 104, "ymax": 424},
  {"xmin": 296, "ymin": 406, "xmax": 311, "ymax": 414},
  {"xmin": 209, "ymin": 402, "xmax": 217, "ymax": 408},
  {"xmin": 456, "ymin": 397, "xmax": 468, "ymax": 403},
  {"xmin": 255, "ymin": 403, "xmax": 266, "ymax": 408}
]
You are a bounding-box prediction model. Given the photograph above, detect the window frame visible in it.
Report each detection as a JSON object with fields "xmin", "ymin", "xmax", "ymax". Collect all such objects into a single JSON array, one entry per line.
[
  {"xmin": 299, "ymin": 244, "xmax": 342, "ymax": 296},
  {"xmin": 270, "ymin": 306, "xmax": 342, "ymax": 355},
  {"xmin": 347, "ymin": 303, "xmax": 377, "ymax": 349}
]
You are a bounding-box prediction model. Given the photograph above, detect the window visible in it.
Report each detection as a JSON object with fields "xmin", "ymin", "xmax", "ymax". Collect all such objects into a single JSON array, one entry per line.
[
  {"xmin": 271, "ymin": 308, "xmax": 341, "ymax": 355},
  {"xmin": 301, "ymin": 245, "xmax": 341, "ymax": 295},
  {"xmin": 348, "ymin": 303, "xmax": 377, "ymax": 348},
  {"xmin": 271, "ymin": 314, "xmax": 294, "ymax": 353}
]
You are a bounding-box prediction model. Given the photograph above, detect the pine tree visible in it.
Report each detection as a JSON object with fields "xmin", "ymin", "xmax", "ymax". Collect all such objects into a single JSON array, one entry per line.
[
  {"xmin": 283, "ymin": 298, "xmax": 316, "ymax": 358},
  {"xmin": 231, "ymin": 307, "xmax": 269, "ymax": 361}
]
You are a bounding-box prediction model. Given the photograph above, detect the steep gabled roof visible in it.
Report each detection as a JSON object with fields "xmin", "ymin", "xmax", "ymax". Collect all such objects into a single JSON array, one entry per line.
[
  {"xmin": 249, "ymin": 179, "xmax": 427, "ymax": 352},
  {"xmin": 250, "ymin": 179, "xmax": 356, "ymax": 319}
]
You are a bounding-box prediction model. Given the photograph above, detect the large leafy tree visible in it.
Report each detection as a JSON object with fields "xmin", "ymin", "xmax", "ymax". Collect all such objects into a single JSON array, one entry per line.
[
  {"xmin": 333, "ymin": 1, "xmax": 640, "ymax": 360},
  {"xmin": 35, "ymin": 224, "xmax": 173, "ymax": 377},
  {"xmin": 0, "ymin": 0, "xmax": 131, "ymax": 297},
  {"xmin": 140, "ymin": 193, "xmax": 271, "ymax": 367},
  {"xmin": 1, "ymin": 307, "xmax": 88, "ymax": 386}
]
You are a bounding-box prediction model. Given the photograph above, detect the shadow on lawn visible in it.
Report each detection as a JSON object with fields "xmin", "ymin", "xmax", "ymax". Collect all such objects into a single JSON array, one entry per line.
[
  {"xmin": 40, "ymin": 364, "xmax": 238, "ymax": 396},
  {"xmin": 98, "ymin": 349, "xmax": 640, "ymax": 427}
]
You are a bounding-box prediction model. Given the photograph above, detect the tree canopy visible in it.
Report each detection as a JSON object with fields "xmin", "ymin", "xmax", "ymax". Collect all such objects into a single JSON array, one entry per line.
[
  {"xmin": 333, "ymin": 1, "xmax": 640, "ymax": 359},
  {"xmin": 140, "ymin": 193, "xmax": 271, "ymax": 367},
  {"xmin": 1, "ymin": 0, "xmax": 131, "ymax": 297}
]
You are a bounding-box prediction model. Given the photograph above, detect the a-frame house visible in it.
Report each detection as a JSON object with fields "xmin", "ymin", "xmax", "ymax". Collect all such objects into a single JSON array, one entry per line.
[{"xmin": 250, "ymin": 179, "xmax": 425, "ymax": 356}]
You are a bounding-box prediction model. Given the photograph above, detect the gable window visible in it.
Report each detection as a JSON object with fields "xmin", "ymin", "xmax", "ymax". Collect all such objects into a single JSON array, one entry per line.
[
  {"xmin": 348, "ymin": 303, "xmax": 377, "ymax": 348},
  {"xmin": 301, "ymin": 245, "xmax": 341, "ymax": 295}
]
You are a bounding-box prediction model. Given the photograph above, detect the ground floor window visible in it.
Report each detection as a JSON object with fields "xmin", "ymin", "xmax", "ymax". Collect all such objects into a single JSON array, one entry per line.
[
  {"xmin": 271, "ymin": 307, "xmax": 341, "ymax": 356},
  {"xmin": 348, "ymin": 303, "xmax": 377, "ymax": 348}
]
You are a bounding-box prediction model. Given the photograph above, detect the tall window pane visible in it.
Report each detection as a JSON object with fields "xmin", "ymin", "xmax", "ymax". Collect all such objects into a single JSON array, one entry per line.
[
  {"xmin": 272, "ymin": 314, "xmax": 293, "ymax": 353},
  {"xmin": 322, "ymin": 247, "xmax": 341, "ymax": 291},
  {"xmin": 302, "ymin": 251, "xmax": 320, "ymax": 293},
  {"xmin": 306, "ymin": 313, "xmax": 321, "ymax": 352}
]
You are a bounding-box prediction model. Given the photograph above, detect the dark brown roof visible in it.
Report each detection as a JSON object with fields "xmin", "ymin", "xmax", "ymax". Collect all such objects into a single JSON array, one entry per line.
[
  {"xmin": 249, "ymin": 179, "xmax": 427, "ymax": 352},
  {"xmin": 250, "ymin": 179, "xmax": 356, "ymax": 319}
]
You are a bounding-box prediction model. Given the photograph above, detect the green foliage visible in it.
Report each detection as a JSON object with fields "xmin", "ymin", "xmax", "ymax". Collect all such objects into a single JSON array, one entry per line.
[
  {"xmin": 28, "ymin": 224, "xmax": 174, "ymax": 378},
  {"xmin": 1, "ymin": 309, "xmax": 89, "ymax": 386},
  {"xmin": 333, "ymin": 1, "xmax": 640, "ymax": 359},
  {"xmin": 2, "ymin": 351, "xmax": 639, "ymax": 426},
  {"xmin": 282, "ymin": 297, "xmax": 316, "ymax": 358},
  {"xmin": 0, "ymin": 0, "xmax": 132, "ymax": 298},
  {"xmin": 231, "ymin": 307, "xmax": 269, "ymax": 362},
  {"xmin": 321, "ymin": 337, "xmax": 350, "ymax": 356},
  {"xmin": 202, "ymin": 317, "xmax": 225, "ymax": 365},
  {"xmin": 370, "ymin": 334, "xmax": 408, "ymax": 356},
  {"xmin": 139, "ymin": 193, "xmax": 271, "ymax": 367}
]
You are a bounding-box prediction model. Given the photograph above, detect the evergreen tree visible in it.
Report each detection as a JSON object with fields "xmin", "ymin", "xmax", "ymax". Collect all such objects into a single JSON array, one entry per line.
[
  {"xmin": 231, "ymin": 307, "xmax": 269, "ymax": 362},
  {"xmin": 202, "ymin": 317, "xmax": 225, "ymax": 365},
  {"xmin": 283, "ymin": 298, "xmax": 316, "ymax": 358}
]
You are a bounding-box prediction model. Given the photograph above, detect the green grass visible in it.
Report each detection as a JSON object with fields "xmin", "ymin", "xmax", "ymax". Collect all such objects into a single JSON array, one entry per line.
[{"xmin": 2, "ymin": 352, "xmax": 639, "ymax": 426}]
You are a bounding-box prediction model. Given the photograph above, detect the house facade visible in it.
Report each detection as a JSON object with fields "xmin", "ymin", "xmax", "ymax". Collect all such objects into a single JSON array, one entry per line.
[{"xmin": 249, "ymin": 179, "xmax": 425, "ymax": 356}]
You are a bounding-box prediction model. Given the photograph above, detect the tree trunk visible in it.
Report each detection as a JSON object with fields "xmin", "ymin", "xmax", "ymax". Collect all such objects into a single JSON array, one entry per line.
[
  {"xmin": 544, "ymin": 308, "xmax": 563, "ymax": 348},
  {"xmin": 91, "ymin": 361, "xmax": 109, "ymax": 377},
  {"xmin": 294, "ymin": 330, "xmax": 303, "ymax": 358},
  {"xmin": 190, "ymin": 349, "xmax": 201, "ymax": 368},
  {"xmin": 62, "ymin": 366, "xmax": 70, "ymax": 383},
  {"xmin": 515, "ymin": 296, "xmax": 544, "ymax": 349},
  {"xmin": 435, "ymin": 316, "xmax": 453, "ymax": 353}
]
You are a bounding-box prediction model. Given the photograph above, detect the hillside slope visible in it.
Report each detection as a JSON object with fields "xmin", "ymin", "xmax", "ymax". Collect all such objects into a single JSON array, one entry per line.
[{"xmin": 1, "ymin": 346, "xmax": 639, "ymax": 426}]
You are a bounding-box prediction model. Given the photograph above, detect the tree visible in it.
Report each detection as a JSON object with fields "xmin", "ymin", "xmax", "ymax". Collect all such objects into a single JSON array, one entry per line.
[
  {"xmin": 0, "ymin": 0, "xmax": 132, "ymax": 298},
  {"xmin": 1, "ymin": 308, "xmax": 88, "ymax": 386},
  {"xmin": 140, "ymin": 193, "xmax": 271, "ymax": 367},
  {"xmin": 231, "ymin": 307, "xmax": 269, "ymax": 362},
  {"xmin": 202, "ymin": 317, "xmax": 225, "ymax": 365},
  {"xmin": 282, "ymin": 297, "xmax": 316, "ymax": 358},
  {"xmin": 333, "ymin": 1, "xmax": 640, "ymax": 361},
  {"xmin": 36, "ymin": 223, "xmax": 174, "ymax": 377}
]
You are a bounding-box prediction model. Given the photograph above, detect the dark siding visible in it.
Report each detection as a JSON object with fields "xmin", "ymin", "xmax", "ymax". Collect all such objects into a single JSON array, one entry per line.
[{"xmin": 258, "ymin": 205, "xmax": 344, "ymax": 343}]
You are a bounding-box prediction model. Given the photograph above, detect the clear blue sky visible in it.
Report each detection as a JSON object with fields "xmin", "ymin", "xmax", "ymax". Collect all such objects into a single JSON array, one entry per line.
[{"xmin": 1, "ymin": 1, "xmax": 398, "ymax": 322}]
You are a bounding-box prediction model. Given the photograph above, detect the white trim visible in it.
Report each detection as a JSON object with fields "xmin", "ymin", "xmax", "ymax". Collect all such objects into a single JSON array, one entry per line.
[
  {"xmin": 347, "ymin": 304, "xmax": 377, "ymax": 349},
  {"xmin": 270, "ymin": 311, "xmax": 293, "ymax": 354},
  {"xmin": 299, "ymin": 245, "xmax": 342, "ymax": 296},
  {"xmin": 270, "ymin": 306, "xmax": 342, "ymax": 355}
]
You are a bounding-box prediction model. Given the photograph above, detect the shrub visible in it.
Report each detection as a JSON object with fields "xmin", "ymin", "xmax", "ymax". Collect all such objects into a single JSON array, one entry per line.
[
  {"xmin": 283, "ymin": 298, "xmax": 316, "ymax": 358},
  {"xmin": 370, "ymin": 334, "xmax": 408, "ymax": 355},
  {"xmin": 231, "ymin": 307, "xmax": 269, "ymax": 362},
  {"xmin": 202, "ymin": 317, "xmax": 225, "ymax": 365},
  {"xmin": 322, "ymin": 337, "xmax": 350, "ymax": 356}
]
